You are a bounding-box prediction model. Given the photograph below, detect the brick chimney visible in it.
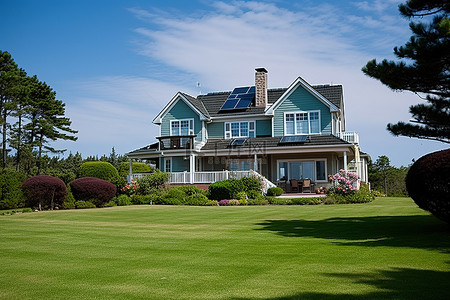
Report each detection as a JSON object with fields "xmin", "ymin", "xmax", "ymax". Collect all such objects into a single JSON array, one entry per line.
[{"xmin": 255, "ymin": 68, "xmax": 268, "ymax": 107}]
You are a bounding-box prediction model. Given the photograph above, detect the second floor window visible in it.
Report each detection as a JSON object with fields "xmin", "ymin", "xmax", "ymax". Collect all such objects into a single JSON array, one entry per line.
[
  {"xmin": 171, "ymin": 119, "xmax": 194, "ymax": 136},
  {"xmin": 225, "ymin": 121, "xmax": 255, "ymax": 139},
  {"xmin": 285, "ymin": 111, "xmax": 320, "ymax": 135}
]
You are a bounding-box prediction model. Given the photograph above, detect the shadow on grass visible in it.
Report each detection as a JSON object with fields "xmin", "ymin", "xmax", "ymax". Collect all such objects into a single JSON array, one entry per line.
[
  {"xmin": 256, "ymin": 215, "xmax": 450, "ymax": 252},
  {"xmin": 233, "ymin": 267, "xmax": 450, "ymax": 299}
]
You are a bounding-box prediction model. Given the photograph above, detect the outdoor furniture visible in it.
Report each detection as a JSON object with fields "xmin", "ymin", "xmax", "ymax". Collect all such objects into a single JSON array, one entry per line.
[
  {"xmin": 290, "ymin": 179, "xmax": 299, "ymax": 192},
  {"xmin": 302, "ymin": 179, "xmax": 314, "ymax": 193},
  {"xmin": 277, "ymin": 181, "xmax": 287, "ymax": 193}
]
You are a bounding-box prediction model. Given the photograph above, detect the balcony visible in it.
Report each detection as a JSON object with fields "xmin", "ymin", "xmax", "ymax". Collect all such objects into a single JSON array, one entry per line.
[
  {"xmin": 338, "ymin": 132, "xmax": 359, "ymax": 144},
  {"xmin": 157, "ymin": 135, "xmax": 196, "ymax": 150}
]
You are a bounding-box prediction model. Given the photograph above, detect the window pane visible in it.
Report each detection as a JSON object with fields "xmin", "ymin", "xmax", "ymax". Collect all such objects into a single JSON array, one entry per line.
[
  {"xmin": 289, "ymin": 162, "xmax": 301, "ymax": 180},
  {"xmin": 310, "ymin": 112, "xmax": 320, "ymax": 133},
  {"xmin": 279, "ymin": 162, "xmax": 288, "ymax": 181},
  {"xmin": 249, "ymin": 130, "xmax": 255, "ymax": 138},
  {"xmin": 316, "ymin": 161, "xmax": 326, "ymax": 181},
  {"xmin": 171, "ymin": 121, "xmax": 180, "ymax": 136},
  {"xmin": 189, "ymin": 120, "xmax": 194, "ymax": 134},
  {"xmin": 241, "ymin": 161, "xmax": 250, "ymax": 171},
  {"xmin": 230, "ymin": 161, "xmax": 238, "ymax": 171},
  {"xmin": 296, "ymin": 113, "xmax": 308, "ymax": 134},
  {"xmin": 286, "ymin": 114, "xmax": 294, "ymax": 135},
  {"xmin": 231, "ymin": 122, "xmax": 240, "ymax": 137},
  {"xmin": 249, "ymin": 122, "xmax": 255, "ymax": 130},
  {"xmin": 165, "ymin": 159, "xmax": 171, "ymax": 172},
  {"xmin": 302, "ymin": 161, "xmax": 314, "ymax": 180},
  {"xmin": 181, "ymin": 120, "xmax": 189, "ymax": 135},
  {"xmin": 240, "ymin": 122, "xmax": 248, "ymax": 137}
]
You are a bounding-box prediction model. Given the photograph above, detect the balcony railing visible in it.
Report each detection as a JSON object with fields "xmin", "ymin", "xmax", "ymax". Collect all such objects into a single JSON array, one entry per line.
[
  {"xmin": 338, "ymin": 132, "xmax": 359, "ymax": 144},
  {"xmin": 157, "ymin": 135, "xmax": 195, "ymax": 150}
]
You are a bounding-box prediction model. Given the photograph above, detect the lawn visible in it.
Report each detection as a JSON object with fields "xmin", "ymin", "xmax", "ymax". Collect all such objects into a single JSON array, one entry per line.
[{"xmin": 0, "ymin": 198, "xmax": 449, "ymax": 299}]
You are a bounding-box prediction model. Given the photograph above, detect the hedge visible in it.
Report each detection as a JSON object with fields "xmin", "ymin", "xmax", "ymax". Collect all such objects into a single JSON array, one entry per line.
[
  {"xmin": 69, "ymin": 177, "xmax": 116, "ymax": 207},
  {"xmin": 22, "ymin": 175, "xmax": 68, "ymax": 210},
  {"xmin": 78, "ymin": 161, "xmax": 119, "ymax": 182},
  {"xmin": 0, "ymin": 171, "xmax": 27, "ymax": 209},
  {"xmin": 406, "ymin": 149, "xmax": 450, "ymax": 224}
]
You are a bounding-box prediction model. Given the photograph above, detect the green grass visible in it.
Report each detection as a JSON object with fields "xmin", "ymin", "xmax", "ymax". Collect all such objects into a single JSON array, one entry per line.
[{"xmin": 0, "ymin": 198, "xmax": 449, "ymax": 299}]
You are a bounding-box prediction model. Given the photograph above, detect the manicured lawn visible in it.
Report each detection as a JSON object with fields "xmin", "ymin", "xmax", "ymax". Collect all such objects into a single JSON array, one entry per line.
[{"xmin": 0, "ymin": 198, "xmax": 449, "ymax": 299}]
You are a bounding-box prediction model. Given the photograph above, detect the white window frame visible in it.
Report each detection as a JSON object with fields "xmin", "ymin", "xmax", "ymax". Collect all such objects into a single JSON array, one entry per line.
[
  {"xmin": 283, "ymin": 111, "xmax": 321, "ymax": 135},
  {"xmin": 165, "ymin": 158, "xmax": 172, "ymax": 173},
  {"xmin": 224, "ymin": 121, "xmax": 256, "ymax": 139},
  {"xmin": 276, "ymin": 159, "xmax": 327, "ymax": 182},
  {"xmin": 170, "ymin": 118, "xmax": 194, "ymax": 136}
]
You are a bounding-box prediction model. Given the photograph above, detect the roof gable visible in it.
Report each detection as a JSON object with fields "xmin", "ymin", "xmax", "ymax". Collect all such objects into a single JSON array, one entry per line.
[
  {"xmin": 265, "ymin": 77, "xmax": 340, "ymax": 115},
  {"xmin": 153, "ymin": 92, "xmax": 209, "ymax": 125}
]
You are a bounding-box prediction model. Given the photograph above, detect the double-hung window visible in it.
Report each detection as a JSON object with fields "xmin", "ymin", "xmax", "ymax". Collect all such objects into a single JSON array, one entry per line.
[
  {"xmin": 284, "ymin": 111, "xmax": 321, "ymax": 135},
  {"xmin": 225, "ymin": 121, "xmax": 255, "ymax": 139},
  {"xmin": 170, "ymin": 119, "xmax": 194, "ymax": 136}
]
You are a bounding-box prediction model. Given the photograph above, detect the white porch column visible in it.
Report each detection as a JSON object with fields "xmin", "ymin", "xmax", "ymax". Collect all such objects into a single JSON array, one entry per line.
[
  {"xmin": 343, "ymin": 151, "xmax": 348, "ymax": 171},
  {"xmin": 128, "ymin": 159, "xmax": 133, "ymax": 183},
  {"xmin": 189, "ymin": 154, "xmax": 195, "ymax": 184},
  {"xmin": 253, "ymin": 153, "xmax": 258, "ymax": 172}
]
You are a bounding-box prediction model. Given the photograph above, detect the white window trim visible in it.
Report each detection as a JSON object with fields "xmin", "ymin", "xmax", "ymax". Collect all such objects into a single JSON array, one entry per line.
[
  {"xmin": 276, "ymin": 158, "xmax": 327, "ymax": 182},
  {"xmin": 283, "ymin": 110, "xmax": 321, "ymax": 136},
  {"xmin": 170, "ymin": 118, "xmax": 194, "ymax": 136},
  {"xmin": 165, "ymin": 158, "xmax": 172, "ymax": 173},
  {"xmin": 224, "ymin": 120, "xmax": 256, "ymax": 139}
]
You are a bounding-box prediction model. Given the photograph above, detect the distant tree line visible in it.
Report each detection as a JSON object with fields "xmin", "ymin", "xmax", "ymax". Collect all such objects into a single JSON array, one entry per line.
[
  {"xmin": 368, "ymin": 155, "xmax": 409, "ymax": 197},
  {"xmin": 0, "ymin": 50, "xmax": 77, "ymax": 173}
]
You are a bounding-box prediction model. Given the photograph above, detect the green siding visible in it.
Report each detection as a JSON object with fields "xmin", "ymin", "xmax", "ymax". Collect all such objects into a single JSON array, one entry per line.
[
  {"xmin": 273, "ymin": 85, "xmax": 332, "ymax": 136},
  {"xmin": 256, "ymin": 119, "xmax": 272, "ymax": 136},
  {"xmin": 207, "ymin": 122, "xmax": 224, "ymax": 138},
  {"xmin": 161, "ymin": 99, "xmax": 202, "ymax": 141},
  {"xmin": 171, "ymin": 156, "xmax": 189, "ymax": 172}
]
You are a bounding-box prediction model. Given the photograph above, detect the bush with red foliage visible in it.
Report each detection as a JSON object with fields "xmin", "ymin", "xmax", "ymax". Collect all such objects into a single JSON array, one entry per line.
[
  {"xmin": 69, "ymin": 177, "xmax": 116, "ymax": 207},
  {"xmin": 22, "ymin": 175, "xmax": 68, "ymax": 210},
  {"xmin": 406, "ymin": 149, "xmax": 450, "ymax": 223}
]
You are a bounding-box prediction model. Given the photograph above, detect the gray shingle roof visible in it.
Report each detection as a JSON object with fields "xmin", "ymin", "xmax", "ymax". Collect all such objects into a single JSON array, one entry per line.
[
  {"xmin": 201, "ymin": 135, "xmax": 350, "ymax": 151},
  {"xmin": 182, "ymin": 85, "xmax": 342, "ymax": 118}
]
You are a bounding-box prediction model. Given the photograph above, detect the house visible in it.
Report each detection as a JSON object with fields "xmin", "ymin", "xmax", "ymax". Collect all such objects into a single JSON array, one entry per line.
[{"xmin": 127, "ymin": 68, "xmax": 370, "ymax": 192}]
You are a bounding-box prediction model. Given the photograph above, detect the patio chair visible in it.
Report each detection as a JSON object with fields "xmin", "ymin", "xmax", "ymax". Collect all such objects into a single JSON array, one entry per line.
[
  {"xmin": 302, "ymin": 179, "xmax": 313, "ymax": 193},
  {"xmin": 290, "ymin": 179, "xmax": 299, "ymax": 192}
]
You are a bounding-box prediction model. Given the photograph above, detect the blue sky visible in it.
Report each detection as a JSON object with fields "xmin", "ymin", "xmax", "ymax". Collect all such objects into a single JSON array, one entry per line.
[{"xmin": 1, "ymin": 0, "xmax": 447, "ymax": 167}]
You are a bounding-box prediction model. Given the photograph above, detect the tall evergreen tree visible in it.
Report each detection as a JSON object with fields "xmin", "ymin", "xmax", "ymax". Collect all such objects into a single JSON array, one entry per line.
[{"xmin": 362, "ymin": 0, "xmax": 450, "ymax": 143}]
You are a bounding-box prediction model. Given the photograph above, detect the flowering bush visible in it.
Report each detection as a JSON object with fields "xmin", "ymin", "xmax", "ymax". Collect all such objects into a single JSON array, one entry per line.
[
  {"xmin": 330, "ymin": 169, "xmax": 360, "ymax": 195},
  {"xmin": 218, "ymin": 199, "xmax": 240, "ymax": 206},
  {"xmin": 121, "ymin": 180, "xmax": 139, "ymax": 196}
]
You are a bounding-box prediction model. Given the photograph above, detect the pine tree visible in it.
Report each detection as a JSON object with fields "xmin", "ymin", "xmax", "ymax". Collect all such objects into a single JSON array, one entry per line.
[{"xmin": 362, "ymin": 0, "xmax": 450, "ymax": 143}]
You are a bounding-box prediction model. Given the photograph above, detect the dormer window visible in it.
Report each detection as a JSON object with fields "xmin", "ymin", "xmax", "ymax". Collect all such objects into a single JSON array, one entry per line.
[
  {"xmin": 284, "ymin": 111, "xmax": 320, "ymax": 135},
  {"xmin": 170, "ymin": 119, "xmax": 194, "ymax": 136}
]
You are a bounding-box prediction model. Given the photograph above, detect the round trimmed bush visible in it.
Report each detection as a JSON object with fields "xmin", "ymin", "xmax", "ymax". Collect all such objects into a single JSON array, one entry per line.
[
  {"xmin": 70, "ymin": 177, "xmax": 116, "ymax": 207},
  {"xmin": 22, "ymin": 175, "xmax": 68, "ymax": 209},
  {"xmin": 267, "ymin": 187, "xmax": 284, "ymax": 196},
  {"xmin": 78, "ymin": 161, "xmax": 119, "ymax": 182},
  {"xmin": 406, "ymin": 149, "xmax": 450, "ymax": 223}
]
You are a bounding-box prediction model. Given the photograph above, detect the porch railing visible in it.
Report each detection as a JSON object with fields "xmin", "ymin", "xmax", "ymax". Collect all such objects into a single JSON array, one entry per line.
[
  {"xmin": 130, "ymin": 170, "xmax": 276, "ymax": 194},
  {"xmin": 338, "ymin": 132, "xmax": 359, "ymax": 144}
]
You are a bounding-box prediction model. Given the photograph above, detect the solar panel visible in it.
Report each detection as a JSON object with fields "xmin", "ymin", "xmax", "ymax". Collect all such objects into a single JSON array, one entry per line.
[
  {"xmin": 230, "ymin": 138, "xmax": 246, "ymax": 146},
  {"xmin": 220, "ymin": 86, "xmax": 255, "ymax": 111},
  {"xmin": 280, "ymin": 135, "xmax": 307, "ymax": 143},
  {"xmin": 221, "ymin": 98, "xmax": 239, "ymax": 110},
  {"xmin": 235, "ymin": 99, "xmax": 252, "ymax": 109}
]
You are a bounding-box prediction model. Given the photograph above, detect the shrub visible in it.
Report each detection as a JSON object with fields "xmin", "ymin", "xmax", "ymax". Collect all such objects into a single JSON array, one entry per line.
[
  {"xmin": 118, "ymin": 162, "xmax": 153, "ymax": 178},
  {"xmin": 103, "ymin": 200, "xmax": 116, "ymax": 207},
  {"xmin": 247, "ymin": 198, "xmax": 269, "ymax": 205},
  {"xmin": 69, "ymin": 177, "xmax": 116, "ymax": 207},
  {"xmin": 218, "ymin": 199, "xmax": 240, "ymax": 206},
  {"xmin": 329, "ymin": 169, "xmax": 360, "ymax": 195},
  {"xmin": 406, "ymin": 149, "xmax": 450, "ymax": 224},
  {"xmin": 114, "ymin": 194, "xmax": 132, "ymax": 206},
  {"xmin": 267, "ymin": 187, "xmax": 284, "ymax": 196},
  {"xmin": 74, "ymin": 200, "xmax": 96, "ymax": 209},
  {"xmin": 325, "ymin": 183, "xmax": 374, "ymax": 204},
  {"xmin": 22, "ymin": 175, "xmax": 68, "ymax": 210},
  {"xmin": 208, "ymin": 178, "xmax": 244, "ymax": 200},
  {"xmin": 63, "ymin": 186, "xmax": 76, "ymax": 209},
  {"xmin": 136, "ymin": 170, "xmax": 170, "ymax": 194},
  {"xmin": 184, "ymin": 194, "xmax": 217, "ymax": 206},
  {"xmin": 121, "ymin": 180, "xmax": 139, "ymax": 196},
  {"xmin": 176, "ymin": 185, "xmax": 205, "ymax": 196},
  {"xmin": 0, "ymin": 171, "xmax": 27, "ymax": 209},
  {"xmin": 267, "ymin": 197, "xmax": 292, "ymax": 205},
  {"xmin": 240, "ymin": 176, "xmax": 261, "ymax": 193},
  {"xmin": 78, "ymin": 161, "xmax": 119, "ymax": 181},
  {"xmin": 22, "ymin": 208, "xmax": 33, "ymax": 213}
]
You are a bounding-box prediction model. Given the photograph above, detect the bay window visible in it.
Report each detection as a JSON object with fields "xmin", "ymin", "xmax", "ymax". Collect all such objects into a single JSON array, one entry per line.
[
  {"xmin": 284, "ymin": 111, "xmax": 321, "ymax": 135},
  {"xmin": 225, "ymin": 121, "xmax": 255, "ymax": 139}
]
